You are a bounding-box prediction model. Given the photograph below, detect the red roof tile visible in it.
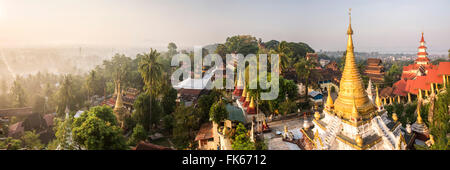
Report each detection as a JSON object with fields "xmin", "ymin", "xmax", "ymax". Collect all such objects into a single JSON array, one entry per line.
[{"xmin": 437, "ymin": 62, "xmax": 450, "ymax": 76}]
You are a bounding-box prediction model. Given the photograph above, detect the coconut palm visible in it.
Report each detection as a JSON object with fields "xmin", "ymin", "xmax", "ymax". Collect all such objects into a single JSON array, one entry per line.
[{"xmin": 138, "ymin": 48, "xmax": 163, "ymax": 131}]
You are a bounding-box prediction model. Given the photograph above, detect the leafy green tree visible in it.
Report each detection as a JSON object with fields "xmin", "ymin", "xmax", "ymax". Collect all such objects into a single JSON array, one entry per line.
[
  {"xmin": 138, "ymin": 48, "xmax": 163, "ymax": 131},
  {"xmin": 232, "ymin": 123, "xmax": 255, "ymax": 150},
  {"xmin": 209, "ymin": 100, "xmax": 228, "ymax": 124},
  {"xmin": 53, "ymin": 116, "xmax": 76, "ymax": 150},
  {"xmin": 161, "ymin": 87, "xmax": 177, "ymax": 115},
  {"xmin": 72, "ymin": 106, "xmax": 126, "ymax": 150},
  {"xmin": 56, "ymin": 75, "xmax": 75, "ymax": 117},
  {"xmin": 167, "ymin": 42, "xmax": 178, "ymax": 57},
  {"xmin": 132, "ymin": 93, "xmax": 162, "ymax": 132},
  {"xmin": 172, "ymin": 105, "xmax": 196, "ymax": 149},
  {"xmin": 162, "ymin": 114, "xmax": 174, "ymax": 132},
  {"xmin": 22, "ymin": 130, "xmax": 44, "ymax": 150},
  {"xmin": 197, "ymin": 90, "xmax": 223, "ymax": 123},
  {"xmin": 214, "ymin": 44, "xmax": 228, "ymax": 61},
  {"xmin": 294, "ymin": 58, "xmax": 317, "ymax": 101},
  {"xmin": 0, "ymin": 137, "xmax": 22, "ymax": 150},
  {"xmin": 224, "ymin": 35, "xmax": 259, "ymax": 56},
  {"xmin": 127, "ymin": 124, "xmax": 148, "ymax": 146},
  {"xmin": 32, "ymin": 95, "xmax": 46, "ymax": 115},
  {"xmin": 278, "ymin": 99, "xmax": 297, "ymax": 119},
  {"xmin": 10, "ymin": 80, "xmax": 26, "ymax": 107},
  {"xmin": 427, "ymin": 87, "xmax": 449, "ymax": 150},
  {"xmin": 264, "ymin": 40, "xmax": 280, "ymax": 51}
]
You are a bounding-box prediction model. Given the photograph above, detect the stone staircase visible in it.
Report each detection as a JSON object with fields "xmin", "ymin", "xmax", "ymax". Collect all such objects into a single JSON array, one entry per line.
[
  {"xmin": 323, "ymin": 115, "xmax": 341, "ymax": 148},
  {"xmin": 372, "ymin": 116, "xmax": 396, "ymax": 149}
]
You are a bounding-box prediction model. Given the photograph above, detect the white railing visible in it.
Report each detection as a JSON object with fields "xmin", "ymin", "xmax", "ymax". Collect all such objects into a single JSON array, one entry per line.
[{"xmin": 372, "ymin": 116, "xmax": 396, "ymax": 149}]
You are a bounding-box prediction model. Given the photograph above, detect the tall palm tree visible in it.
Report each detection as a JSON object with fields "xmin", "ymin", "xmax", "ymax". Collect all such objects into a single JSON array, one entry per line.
[
  {"xmin": 294, "ymin": 58, "xmax": 317, "ymax": 102},
  {"xmin": 138, "ymin": 48, "xmax": 163, "ymax": 131},
  {"xmin": 86, "ymin": 70, "xmax": 96, "ymax": 104},
  {"xmin": 276, "ymin": 41, "xmax": 291, "ymax": 74}
]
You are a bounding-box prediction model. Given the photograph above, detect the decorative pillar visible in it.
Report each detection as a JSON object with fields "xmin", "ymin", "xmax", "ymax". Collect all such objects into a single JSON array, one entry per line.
[
  {"xmin": 407, "ymin": 93, "xmax": 411, "ymax": 103},
  {"xmin": 430, "ymin": 83, "xmax": 435, "ymax": 95},
  {"xmin": 397, "ymin": 95, "xmax": 401, "ymax": 103},
  {"xmin": 425, "ymin": 90, "xmax": 429, "ymax": 97},
  {"xmin": 444, "ymin": 75, "xmax": 448, "ymax": 89}
]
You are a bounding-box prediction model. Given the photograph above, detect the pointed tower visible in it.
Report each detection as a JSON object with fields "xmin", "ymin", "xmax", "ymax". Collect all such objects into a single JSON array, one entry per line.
[
  {"xmin": 415, "ymin": 32, "xmax": 430, "ymax": 65},
  {"xmin": 240, "ymin": 87, "xmax": 247, "ymax": 102},
  {"xmin": 325, "ymin": 85, "xmax": 334, "ymax": 111},
  {"xmin": 333, "ymin": 9, "xmax": 377, "ymax": 122},
  {"xmin": 233, "ymin": 72, "xmax": 244, "ymax": 97},
  {"xmin": 246, "ymin": 97, "xmax": 256, "ymax": 114}
]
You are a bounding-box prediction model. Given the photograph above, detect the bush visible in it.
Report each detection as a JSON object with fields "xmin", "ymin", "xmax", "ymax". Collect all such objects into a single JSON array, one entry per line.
[{"xmin": 128, "ymin": 124, "xmax": 148, "ymax": 146}]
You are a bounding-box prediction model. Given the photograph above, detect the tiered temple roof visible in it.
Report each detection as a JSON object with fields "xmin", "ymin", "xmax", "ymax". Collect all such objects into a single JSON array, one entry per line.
[{"xmin": 364, "ymin": 58, "xmax": 385, "ymax": 84}]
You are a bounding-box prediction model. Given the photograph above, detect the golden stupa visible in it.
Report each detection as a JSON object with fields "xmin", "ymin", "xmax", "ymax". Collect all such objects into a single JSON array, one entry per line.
[{"xmin": 332, "ymin": 9, "xmax": 377, "ymax": 122}]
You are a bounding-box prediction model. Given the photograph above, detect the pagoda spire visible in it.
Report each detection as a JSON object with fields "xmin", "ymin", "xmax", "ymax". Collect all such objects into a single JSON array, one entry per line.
[
  {"xmin": 326, "ymin": 85, "xmax": 334, "ymax": 110},
  {"xmin": 334, "ymin": 9, "xmax": 376, "ymax": 121}
]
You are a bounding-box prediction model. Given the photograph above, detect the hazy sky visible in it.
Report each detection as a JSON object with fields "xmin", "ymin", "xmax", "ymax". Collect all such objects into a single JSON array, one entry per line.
[{"xmin": 0, "ymin": 0, "xmax": 449, "ymax": 53}]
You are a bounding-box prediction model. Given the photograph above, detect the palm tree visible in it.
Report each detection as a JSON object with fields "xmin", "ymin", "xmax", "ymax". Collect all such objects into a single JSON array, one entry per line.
[
  {"xmin": 86, "ymin": 70, "xmax": 96, "ymax": 104},
  {"xmin": 138, "ymin": 48, "xmax": 163, "ymax": 131},
  {"xmin": 276, "ymin": 41, "xmax": 291, "ymax": 74},
  {"xmin": 294, "ymin": 58, "xmax": 317, "ymax": 102}
]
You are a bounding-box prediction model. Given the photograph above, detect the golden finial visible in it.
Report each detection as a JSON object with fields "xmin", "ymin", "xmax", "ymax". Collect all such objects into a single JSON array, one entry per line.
[
  {"xmin": 245, "ymin": 92, "xmax": 250, "ymax": 102},
  {"xmin": 375, "ymin": 85, "xmax": 382, "ymax": 108},
  {"xmin": 326, "ymin": 85, "xmax": 334, "ymax": 109},
  {"xmin": 392, "ymin": 113, "xmax": 398, "ymax": 122},
  {"xmin": 355, "ymin": 134, "xmax": 363, "ymax": 147},
  {"xmin": 314, "ymin": 111, "xmax": 321, "ymax": 120},
  {"xmin": 242, "ymin": 86, "xmax": 247, "ymax": 97},
  {"xmin": 347, "ymin": 8, "xmax": 353, "ymax": 35},
  {"xmin": 417, "ymin": 102, "xmax": 423, "ymax": 124},
  {"xmin": 352, "ymin": 98, "xmax": 359, "ymax": 121}
]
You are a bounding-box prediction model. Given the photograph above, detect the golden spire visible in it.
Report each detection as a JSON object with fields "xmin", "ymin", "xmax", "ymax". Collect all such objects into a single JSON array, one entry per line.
[
  {"xmin": 249, "ymin": 96, "xmax": 255, "ymax": 108},
  {"xmin": 347, "ymin": 8, "xmax": 353, "ymax": 36},
  {"xmin": 242, "ymin": 86, "xmax": 247, "ymax": 97},
  {"xmin": 334, "ymin": 9, "xmax": 376, "ymax": 121},
  {"xmin": 326, "ymin": 85, "xmax": 334, "ymax": 109},
  {"xmin": 245, "ymin": 92, "xmax": 250, "ymax": 102},
  {"xmin": 351, "ymin": 99, "xmax": 359, "ymax": 121},
  {"xmin": 114, "ymin": 82, "xmax": 123, "ymax": 111},
  {"xmin": 417, "ymin": 102, "xmax": 423, "ymax": 124},
  {"xmin": 375, "ymin": 85, "xmax": 382, "ymax": 108}
]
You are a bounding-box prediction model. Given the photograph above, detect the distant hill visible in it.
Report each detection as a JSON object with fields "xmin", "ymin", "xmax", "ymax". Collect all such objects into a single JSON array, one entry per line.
[{"xmin": 202, "ymin": 43, "xmax": 219, "ymax": 54}]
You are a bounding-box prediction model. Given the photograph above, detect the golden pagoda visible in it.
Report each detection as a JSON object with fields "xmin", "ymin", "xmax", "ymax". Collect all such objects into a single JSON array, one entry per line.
[
  {"xmin": 333, "ymin": 9, "xmax": 377, "ymax": 123},
  {"xmin": 304, "ymin": 9, "xmax": 411, "ymax": 150},
  {"xmin": 243, "ymin": 92, "xmax": 250, "ymax": 107}
]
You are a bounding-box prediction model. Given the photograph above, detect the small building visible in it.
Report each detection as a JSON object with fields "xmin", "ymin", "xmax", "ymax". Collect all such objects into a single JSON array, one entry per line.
[{"xmin": 194, "ymin": 123, "xmax": 215, "ymax": 150}]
